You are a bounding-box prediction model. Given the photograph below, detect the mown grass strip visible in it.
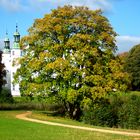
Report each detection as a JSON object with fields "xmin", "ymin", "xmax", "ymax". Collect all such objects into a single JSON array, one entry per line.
[{"xmin": 0, "ymin": 111, "xmax": 139, "ymax": 140}]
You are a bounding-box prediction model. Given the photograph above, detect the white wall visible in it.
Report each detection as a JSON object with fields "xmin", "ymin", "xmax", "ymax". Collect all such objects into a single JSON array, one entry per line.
[
  {"xmin": 11, "ymin": 49, "xmax": 22, "ymax": 96},
  {"xmin": 2, "ymin": 53, "xmax": 11, "ymax": 89}
]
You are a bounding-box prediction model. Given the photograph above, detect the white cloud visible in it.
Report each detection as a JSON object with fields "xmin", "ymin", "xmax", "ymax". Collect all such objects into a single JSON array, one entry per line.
[
  {"xmin": 36, "ymin": 0, "xmax": 112, "ymax": 12},
  {"xmin": 0, "ymin": 0, "xmax": 113, "ymax": 12},
  {"xmin": 0, "ymin": 0, "xmax": 23, "ymax": 11},
  {"xmin": 116, "ymin": 36, "xmax": 140, "ymax": 53}
]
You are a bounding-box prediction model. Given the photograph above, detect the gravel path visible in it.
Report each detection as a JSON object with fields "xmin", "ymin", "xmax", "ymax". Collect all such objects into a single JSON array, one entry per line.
[{"xmin": 16, "ymin": 111, "xmax": 140, "ymax": 137}]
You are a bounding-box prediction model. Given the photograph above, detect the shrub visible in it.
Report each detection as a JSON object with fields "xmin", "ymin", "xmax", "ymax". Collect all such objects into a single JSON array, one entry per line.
[
  {"xmin": 81, "ymin": 92, "xmax": 140, "ymax": 129},
  {"xmin": 0, "ymin": 87, "xmax": 13, "ymax": 103},
  {"xmin": 82, "ymin": 98, "xmax": 119, "ymax": 127},
  {"xmin": 118, "ymin": 94, "xmax": 140, "ymax": 129},
  {"xmin": 0, "ymin": 96, "xmax": 64, "ymax": 113},
  {"xmin": 0, "ymin": 102, "xmax": 64, "ymax": 112}
]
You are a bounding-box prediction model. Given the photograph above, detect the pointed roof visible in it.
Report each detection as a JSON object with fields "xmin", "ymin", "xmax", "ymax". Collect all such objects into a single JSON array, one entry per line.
[
  {"xmin": 4, "ymin": 31, "xmax": 10, "ymax": 42},
  {"xmin": 14, "ymin": 23, "xmax": 20, "ymax": 36}
]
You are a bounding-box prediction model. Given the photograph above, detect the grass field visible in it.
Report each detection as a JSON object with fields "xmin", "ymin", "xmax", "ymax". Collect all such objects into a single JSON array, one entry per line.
[
  {"xmin": 29, "ymin": 111, "xmax": 140, "ymax": 133},
  {"xmin": 0, "ymin": 111, "xmax": 139, "ymax": 140}
]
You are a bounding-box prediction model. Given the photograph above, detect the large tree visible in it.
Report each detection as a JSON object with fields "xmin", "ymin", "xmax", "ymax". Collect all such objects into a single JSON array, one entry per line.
[
  {"xmin": 125, "ymin": 44, "xmax": 140, "ymax": 90},
  {"xmin": 15, "ymin": 6, "xmax": 129, "ymax": 118}
]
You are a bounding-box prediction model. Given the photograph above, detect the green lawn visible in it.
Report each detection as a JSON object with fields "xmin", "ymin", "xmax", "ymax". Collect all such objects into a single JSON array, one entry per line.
[
  {"xmin": 30, "ymin": 111, "xmax": 140, "ymax": 133},
  {"xmin": 0, "ymin": 111, "xmax": 139, "ymax": 140}
]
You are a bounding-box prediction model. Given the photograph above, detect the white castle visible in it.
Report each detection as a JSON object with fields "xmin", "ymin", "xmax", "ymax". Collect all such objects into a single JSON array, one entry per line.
[{"xmin": 2, "ymin": 25, "xmax": 22, "ymax": 96}]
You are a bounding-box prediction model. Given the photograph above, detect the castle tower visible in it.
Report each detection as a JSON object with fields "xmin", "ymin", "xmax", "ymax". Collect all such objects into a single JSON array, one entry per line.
[
  {"xmin": 11, "ymin": 24, "xmax": 22, "ymax": 96},
  {"xmin": 2, "ymin": 32, "xmax": 11, "ymax": 89}
]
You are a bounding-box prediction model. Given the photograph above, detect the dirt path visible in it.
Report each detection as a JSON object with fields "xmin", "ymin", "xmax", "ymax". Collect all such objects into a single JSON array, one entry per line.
[{"xmin": 16, "ymin": 111, "xmax": 140, "ymax": 137}]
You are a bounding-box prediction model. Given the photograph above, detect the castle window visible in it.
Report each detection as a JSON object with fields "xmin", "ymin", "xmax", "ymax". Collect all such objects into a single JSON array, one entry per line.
[
  {"xmin": 12, "ymin": 84, "xmax": 15, "ymax": 91},
  {"xmin": 12, "ymin": 72, "xmax": 15, "ymax": 76},
  {"xmin": 12, "ymin": 51, "xmax": 14, "ymax": 55}
]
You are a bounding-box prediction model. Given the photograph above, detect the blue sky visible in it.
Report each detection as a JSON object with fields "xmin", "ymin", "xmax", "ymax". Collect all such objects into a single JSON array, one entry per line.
[{"xmin": 0, "ymin": 0, "xmax": 140, "ymax": 53}]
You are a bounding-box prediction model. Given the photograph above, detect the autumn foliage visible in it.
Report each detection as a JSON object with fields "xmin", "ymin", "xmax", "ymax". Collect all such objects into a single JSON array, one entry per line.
[{"xmin": 14, "ymin": 6, "xmax": 129, "ymax": 119}]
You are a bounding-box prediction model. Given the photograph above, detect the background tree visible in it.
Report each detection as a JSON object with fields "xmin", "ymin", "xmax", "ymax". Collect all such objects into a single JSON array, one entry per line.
[
  {"xmin": 125, "ymin": 44, "xmax": 140, "ymax": 90},
  {"xmin": 15, "ymin": 6, "xmax": 129, "ymax": 119},
  {"xmin": 0, "ymin": 51, "xmax": 13, "ymax": 103},
  {"xmin": 118, "ymin": 52, "xmax": 128, "ymax": 64},
  {"xmin": 0, "ymin": 51, "xmax": 6, "ymax": 93}
]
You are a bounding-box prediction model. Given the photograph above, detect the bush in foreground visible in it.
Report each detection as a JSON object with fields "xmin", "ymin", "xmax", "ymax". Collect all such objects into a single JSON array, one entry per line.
[
  {"xmin": 82, "ymin": 92, "xmax": 140, "ymax": 129},
  {"xmin": 0, "ymin": 87, "xmax": 13, "ymax": 103},
  {"xmin": 118, "ymin": 94, "xmax": 140, "ymax": 129}
]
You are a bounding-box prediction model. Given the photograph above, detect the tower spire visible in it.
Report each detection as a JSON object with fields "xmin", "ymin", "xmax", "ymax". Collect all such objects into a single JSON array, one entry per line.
[
  {"xmin": 6, "ymin": 30, "xmax": 8, "ymax": 36},
  {"xmin": 16, "ymin": 22, "xmax": 18, "ymax": 32}
]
